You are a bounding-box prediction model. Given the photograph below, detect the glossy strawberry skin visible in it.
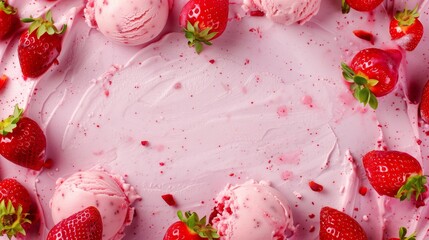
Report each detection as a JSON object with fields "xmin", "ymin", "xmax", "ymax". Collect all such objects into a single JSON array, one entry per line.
[
  {"xmin": 164, "ymin": 221, "xmax": 203, "ymax": 240},
  {"xmin": 47, "ymin": 206, "xmax": 102, "ymax": 240},
  {"xmin": 363, "ymin": 150, "xmax": 422, "ymax": 197},
  {"xmin": 179, "ymin": 0, "xmax": 229, "ymax": 40},
  {"xmin": 350, "ymin": 48, "xmax": 401, "ymax": 97},
  {"xmin": 0, "ymin": 9, "xmax": 14, "ymax": 39},
  {"xmin": 0, "ymin": 179, "xmax": 32, "ymax": 215},
  {"xmin": 420, "ymin": 79, "xmax": 429, "ymax": 123},
  {"xmin": 345, "ymin": 0, "xmax": 383, "ymax": 12},
  {"xmin": 0, "ymin": 117, "xmax": 46, "ymax": 170},
  {"xmin": 18, "ymin": 30, "xmax": 62, "ymax": 78},
  {"xmin": 320, "ymin": 207, "xmax": 368, "ymax": 240},
  {"xmin": 390, "ymin": 17, "xmax": 423, "ymax": 51}
]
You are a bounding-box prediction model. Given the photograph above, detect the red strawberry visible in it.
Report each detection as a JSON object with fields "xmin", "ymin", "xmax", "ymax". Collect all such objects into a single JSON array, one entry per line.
[
  {"xmin": 0, "ymin": 1, "xmax": 17, "ymax": 39},
  {"xmin": 179, "ymin": 0, "xmax": 229, "ymax": 53},
  {"xmin": 341, "ymin": 48, "xmax": 402, "ymax": 109},
  {"xmin": 47, "ymin": 206, "xmax": 102, "ymax": 240},
  {"xmin": 164, "ymin": 211, "xmax": 219, "ymax": 240},
  {"xmin": 0, "ymin": 179, "xmax": 32, "ymax": 239},
  {"xmin": 420, "ymin": 79, "xmax": 429, "ymax": 123},
  {"xmin": 363, "ymin": 150, "xmax": 426, "ymax": 204},
  {"xmin": 342, "ymin": 0, "xmax": 383, "ymax": 13},
  {"xmin": 0, "ymin": 105, "xmax": 47, "ymax": 170},
  {"xmin": 320, "ymin": 206, "xmax": 368, "ymax": 240},
  {"xmin": 0, "ymin": 74, "xmax": 7, "ymax": 90},
  {"xmin": 389, "ymin": 6, "xmax": 423, "ymax": 51},
  {"xmin": 18, "ymin": 10, "xmax": 66, "ymax": 78},
  {"xmin": 389, "ymin": 227, "xmax": 416, "ymax": 240}
]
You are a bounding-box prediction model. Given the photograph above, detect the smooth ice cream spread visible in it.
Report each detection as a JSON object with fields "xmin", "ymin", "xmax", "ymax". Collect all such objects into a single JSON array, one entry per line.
[{"xmin": 1, "ymin": 0, "xmax": 429, "ymax": 239}]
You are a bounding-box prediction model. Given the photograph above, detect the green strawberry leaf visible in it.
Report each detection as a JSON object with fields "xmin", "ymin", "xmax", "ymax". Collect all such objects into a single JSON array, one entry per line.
[
  {"xmin": 176, "ymin": 210, "xmax": 219, "ymax": 239},
  {"xmin": 341, "ymin": 0, "xmax": 351, "ymax": 14},
  {"xmin": 0, "ymin": 105, "xmax": 24, "ymax": 136},
  {"xmin": 22, "ymin": 10, "xmax": 67, "ymax": 38}
]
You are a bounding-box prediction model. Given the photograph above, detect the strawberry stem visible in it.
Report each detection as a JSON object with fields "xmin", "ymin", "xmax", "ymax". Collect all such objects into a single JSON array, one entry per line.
[
  {"xmin": 341, "ymin": 62, "xmax": 379, "ymax": 109},
  {"xmin": 21, "ymin": 10, "xmax": 67, "ymax": 39},
  {"xmin": 184, "ymin": 21, "xmax": 218, "ymax": 54},
  {"xmin": 0, "ymin": 105, "xmax": 23, "ymax": 136},
  {"xmin": 395, "ymin": 5, "xmax": 419, "ymax": 27},
  {"xmin": 397, "ymin": 227, "xmax": 417, "ymax": 240},
  {"xmin": 341, "ymin": 0, "xmax": 351, "ymax": 14},
  {"xmin": 0, "ymin": 200, "xmax": 31, "ymax": 239},
  {"xmin": 177, "ymin": 211, "xmax": 219, "ymax": 239},
  {"xmin": 0, "ymin": 1, "xmax": 16, "ymax": 15},
  {"xmin": 395, "ymin": 174, "xmax": 427, "ymax": 201}
]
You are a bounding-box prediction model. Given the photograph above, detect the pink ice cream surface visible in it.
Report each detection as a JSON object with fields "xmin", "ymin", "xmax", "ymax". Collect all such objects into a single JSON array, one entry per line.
[
  {"xmin": 50, "ymin": 168, "xmax": 141, "ymax": 240},
  {"xmin": 242, "ymin": 0, "xmax": 321, "ymax": 25},
  {"xmin": 212, "ymin": 180, "xmax": 295, "ymax": 240},
  {"xmin": 84, "ymin": 0, "xmax": 169, "ymax": 45}
]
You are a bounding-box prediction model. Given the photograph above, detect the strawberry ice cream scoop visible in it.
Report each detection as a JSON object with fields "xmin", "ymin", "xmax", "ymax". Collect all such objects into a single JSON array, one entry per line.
[
  {"xmin": 242, "ymin": 0, "xmax": 321, "ymax": 25},
  {"xmin": 211, "ymin": 180, "xmax": 295, "ymax": 239},
  {"xmin": 49, "ymin": 168, "xmax": 141, "ymax": 240},
  {"xmin": 84, "ymin": 0, "xmax": 169, "ymax": 45}
]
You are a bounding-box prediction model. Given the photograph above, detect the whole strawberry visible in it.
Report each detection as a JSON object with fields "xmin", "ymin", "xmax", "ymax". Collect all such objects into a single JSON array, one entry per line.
[
  {"xmin": 341, "ymin": 48, "xmax": 402, "ymax": 109},
  {"xmin": 389, "ymin": 227, "xmax": 416, "ymax": 240},
  {"xmin": 0, "ymin": 179, "xmax": 32, "ymax": 239},
  {"xmin": 363, "ymin": 150, "xmax": 426, "ymax": 204},
  {"xmin": 390, "ymin": 6, "xmax": 423, "ymax": 51},
  {"xmin": 320, "ymin": 206, "xmax": 367, "ymax": 240},
  {"xmin": 420, "ymin": 79, "xmax": 429, "ymax": 123},
  {"xmin": 18, "ymin": 10, "xmax": 66, "ymax": 78},
  {"xmin": 164, "ymin": 211, "xmax": 219, "ymax": 240},
  {"xmin": 179, "ymin": 0, "xmax": 229, "ymax": 53},
  {"xmin": 342, "ymin": 0, "xmax": 383, "ymax": 13},
  {"xmin": 0, "ymin": 105, "xmax": 47, "ymax": 170},
  {"xmin": 0, "ymin": 0, "xmax": 16, "ymax": 39},
  {"xmin": 47, "ymin": 206, "xmax": 102, "ymax": 240}
]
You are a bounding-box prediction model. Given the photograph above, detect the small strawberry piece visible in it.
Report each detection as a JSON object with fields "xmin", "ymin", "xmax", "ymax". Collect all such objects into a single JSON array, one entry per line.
[
  {"xmin": 18, "ymin": 10, "xmax": 66, "ymax": 78},
  {"xmin": 309, "ymin": 181, "xmax": 323, "ymax": 192},
  {"xmin": 47, "ymin": 206, "xmax": 102, "ymax": 240},
  {"xmin": 0, "ymin": 105, "xmax": 47, "ymax": 170},
  {"xmin": 389, "ymin": 6, "xmax": 423, "ymax": 51},
  {"xmin": 353, "ymin": 30, "xmax": 375, "ymax": 45},
  {"xmin": 0, "ymin": 74, "xmax": 8, "ymax": 90},
  {"xmin": 343, "ymin": 0, "xmax": 383, "ymax": 12},
  {"xmin": 179, "ymin": 0, "xmax": 229, "ymax": 54},
  {"xmin": 389, "ymin": 227, "xmax": 417, "ymax": 240},
  {"xmin": 341, "ymin": 48, "xmax": 402, "ymax": 109},
  {"xmin": 320, "ymin": 206, "xmax": 368, "ymax": 240},
  {"xmin": 359, "ymin": 186, "xmax": 368, "ymax": 196},
  {"xmin": 162, "ymin": 194, "xmax": 177, "ymax": 206},
  {"xmin": 420, "ymin": 79, "xmax": 429, "ymax": 123},
  {"xmin": 0, "ymin": 179, "xmax": 32, "ymax": 239},
  {"xmin": 164, "ymin": 211, "xmax": 219, "ymax": 240},
  {"xmin": 363, "ymin": 150, "xmax": 426, "ymax": 204},
  {"xmin": 0, "ymin": 1, "xmax": 17, "ymax": 39}
]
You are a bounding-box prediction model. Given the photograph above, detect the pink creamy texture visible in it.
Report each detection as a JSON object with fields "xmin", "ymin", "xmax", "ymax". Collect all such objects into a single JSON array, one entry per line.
[
  {"xmin": 49, "ymin": 167, "xmax": 141, "ymax": 240},
  {"xmin": 212, "ymin": 180, "xmax": 295, "ymax": 239},
  {"xmin": 0, "ymin": 0, "xmax": 429, "ymax": 239},
  {"xmin": 84, "ymin": 0, "xmax": 170, "ymax": 45}
]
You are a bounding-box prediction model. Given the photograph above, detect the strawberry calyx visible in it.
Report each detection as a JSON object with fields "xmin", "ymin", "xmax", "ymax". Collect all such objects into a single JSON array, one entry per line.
[
  {"xmin": 177, "ymin": 210, "xmax": 219, "ymax": 239},
  {"xmin": 0, "ymin": 105, "xmax": 23, "ymax": 136},
  {"xmin": 21, "ymin": 10, "xmax": 67, "ymax": 39},
  {"xmin": 341, "ymin": 0, "xmax": 351, "ymax": 14},
  {"xmin": 394, "ymin": 5, "xmax": 419, "ymax": 27},
  {"xmin": 0, "ymin": 1, "xmax": 16, "ymax": 15},
  {"xmin": 184, "ymin": 21, "xmax": 218, "ymax": 54},
  {"xmin": 341, "ymin": 62, "xmax": 379, "ymax": 109},
  {"xmin": 0, "ymin": 200, "xmax": 31, "ymax": 239},
  {"xmin": 397, "ymin": 227, "xmax": 417, "ymax": 240},
  {"xmin": 396, "ymin": 174, "xmax": 427, "ymax": 201}
]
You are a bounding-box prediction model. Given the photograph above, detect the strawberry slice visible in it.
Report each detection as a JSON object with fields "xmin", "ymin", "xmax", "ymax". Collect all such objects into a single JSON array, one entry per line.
[
  {"xmin": 18, "ymin": 10, "xmax": 66, "ymax": 78},
  {"xmin": 388, "ymin": 227, "xmax": 416, "ymax": 240},
  {"xmin": 0, "ymin": 105, "xmax": 47, "ymax": 170},
  {"xmin": 179, "ymin": 0, "xmax": 229, "ymax": 53},
  {"xmin": 0, "ymin": 0, "xmax": 17, "ymax": 39},
  {"xmin": 320, "ymin": 206, "xmax": 368, "ymax": 239},
  {"xmin": 363, "ymin": 150, "xmax": 427, "ymax": 205},
  {"xmin": 47, "ymin": 206, "xmax": 102, "ymax": 240},
  {"xmin": 0, "ymin": 179, "xmax": 32, "ymax": 239},
  {"xmin": 389, "ymin": 6, "xmax": 423, "ymax": 51},
  {"xmin": 164, "ymin": 211, "xmax": 219, "ymax": 240}
]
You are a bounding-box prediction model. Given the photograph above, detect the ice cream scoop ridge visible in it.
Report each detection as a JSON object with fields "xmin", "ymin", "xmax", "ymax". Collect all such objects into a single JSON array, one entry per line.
[
  {"xmin": 242, "ymin": 0, "xmax": 321, "ymax": 25},
  {"xmin": 49, "ymin": 167, "xmax": 141, "ymax": 240},
  {"xmin": 84, "ymin": 0, "xmax": 169, "ymax": 45},
  {"xmin": 212, "ymin": 180, "xmax": 295, "ymax": 240}
]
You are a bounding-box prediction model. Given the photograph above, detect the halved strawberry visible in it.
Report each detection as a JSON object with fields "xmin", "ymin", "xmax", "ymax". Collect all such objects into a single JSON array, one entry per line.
[
  {"xmin": 18, "ymin": 10, "xmax": 66, "ymax": 78},
  {"xmin": 320, "ymin": 206, "xmax": 367, "ymax": 239},
  {"xmin": 389, "ymin": 6, "xmax": 423, "ymax": 51},
  {"xmin": 164, "ymin": 211, "xmax": 219, "ymax": 240},
  {"xmin": 363, "ymin": 150, "xmax": 426, "ymax": 205}
]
